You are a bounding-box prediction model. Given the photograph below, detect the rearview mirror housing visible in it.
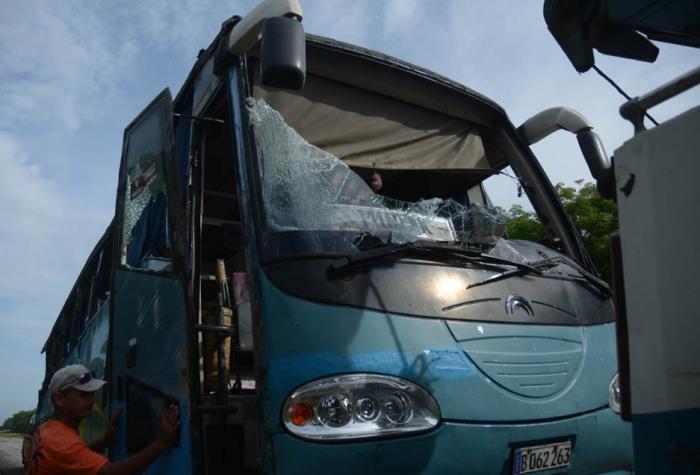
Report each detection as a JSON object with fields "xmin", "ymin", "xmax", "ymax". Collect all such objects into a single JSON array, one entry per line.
[{"xmin": 260, "ymin": 16, "xmax": 306, "ymax": 89}]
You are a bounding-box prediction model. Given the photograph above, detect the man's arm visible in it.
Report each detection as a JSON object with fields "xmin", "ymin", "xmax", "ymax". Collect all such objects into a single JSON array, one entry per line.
[
  {"xmin": 89, "ymin": 439, "xmax": 107, "ymax": 454},
  {"xmin": 97, "ymin": 404, "xmax": 180, "ymax": 475},
  {"xmin": 90, "ymin": 409, "xmax": 122, "ymax": 454}
]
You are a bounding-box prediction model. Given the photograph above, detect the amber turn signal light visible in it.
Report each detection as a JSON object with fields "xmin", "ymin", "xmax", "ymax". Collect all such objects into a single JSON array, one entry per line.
[{"xmin": 287, "ymin": 402, "xmax": 315, "ymax": 426}]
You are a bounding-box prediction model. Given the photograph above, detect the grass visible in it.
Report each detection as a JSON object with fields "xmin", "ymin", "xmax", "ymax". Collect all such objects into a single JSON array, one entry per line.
[{"xmin": 0, "ymin": 429, "xmax": 24, "ymax": 438}]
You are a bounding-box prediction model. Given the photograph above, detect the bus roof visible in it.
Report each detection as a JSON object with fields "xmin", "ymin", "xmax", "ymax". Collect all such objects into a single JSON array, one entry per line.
[{"xmin": 174, "ymin": 16, "xmax": 508, "ymax": 129}]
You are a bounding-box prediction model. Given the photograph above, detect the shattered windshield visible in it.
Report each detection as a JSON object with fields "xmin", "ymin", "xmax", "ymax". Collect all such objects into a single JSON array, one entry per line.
[{"xmin": 248, "ymin": 98, "xmax": 529, "ymax": 262}]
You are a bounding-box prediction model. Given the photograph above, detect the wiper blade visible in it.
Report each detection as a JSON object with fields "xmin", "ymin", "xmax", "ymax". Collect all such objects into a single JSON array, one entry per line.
[
  {"xmin": 462, "ymin": 254, "xmax": 611, "ymax": 300},
  {"xmin": 328, "ymin": 240, "xmax": 540, "ymax": 277},
  {"xmin": 466, "ymin": 259, "xmax": 559, "ymax": 290},
  {"xmin": 529, "ymin": 256, "xmax": 612, "ymax": 298}
]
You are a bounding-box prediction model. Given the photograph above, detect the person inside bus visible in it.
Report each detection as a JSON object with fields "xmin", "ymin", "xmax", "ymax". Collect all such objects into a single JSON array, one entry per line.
[{"xmin": 25, "ymin": 364, "xmax": 180, "ymax": 475}]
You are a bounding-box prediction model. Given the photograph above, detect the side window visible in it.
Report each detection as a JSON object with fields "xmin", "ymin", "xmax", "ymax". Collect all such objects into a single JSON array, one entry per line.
[
  {"xmin": 119, "ymin": 90, "xmax": 176, "ymax": 272},
  {"xmin": 467, "ymin": 183, "xmax": 488, "ymax": 207},
  {"xmin": 481, "ymin": 166, "xmax": 530, "ymax": 211}
]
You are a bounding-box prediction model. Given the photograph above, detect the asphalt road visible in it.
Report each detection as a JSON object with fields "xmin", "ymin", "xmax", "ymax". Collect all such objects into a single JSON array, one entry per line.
[{"xmin": 0, "ymin": 435, "xmax": 23, "ymax": 475}]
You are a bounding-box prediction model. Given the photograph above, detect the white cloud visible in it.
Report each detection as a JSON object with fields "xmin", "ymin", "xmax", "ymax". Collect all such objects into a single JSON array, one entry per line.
[
  {"xmin": 0, "ymin": 0, "xmax": 242, "ymax": 135},
  {"xmin": 0, "ymin": 132, "xmax": 108, "ymax": 422},
  {"xmin": 0, "ymin": 2, "xmax": 123, "ymax": 133},
  {"xmin": 0, "ymin": 133, "xmax": 107, "ymax": 338},
  {"xmin": 382, "ymin": 0, "xmax": 422, "ymax": 37},
  {"xmin": 303, "ymin": 0, "xmax": 377, "ymax": 48}
]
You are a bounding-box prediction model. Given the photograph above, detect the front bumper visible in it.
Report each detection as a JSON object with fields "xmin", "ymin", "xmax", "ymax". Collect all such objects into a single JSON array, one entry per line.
[{"xmin": 271, "ymin": 408, "xmax": 633, "ymax": 475}]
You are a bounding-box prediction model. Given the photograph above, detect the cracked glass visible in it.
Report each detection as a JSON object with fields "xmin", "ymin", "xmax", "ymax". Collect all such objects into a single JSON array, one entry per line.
[
  {"xmin": 248, "ymin": 98, "xmax": 529, "ymax": 262},
  {"xmin": 120, "ymin": 102, "xmax": 172, "ymax": 271}
]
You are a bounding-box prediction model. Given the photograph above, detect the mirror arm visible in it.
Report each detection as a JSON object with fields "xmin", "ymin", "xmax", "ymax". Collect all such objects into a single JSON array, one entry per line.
[
  {"xmin": 519, "ymin": 107, "xmax": 616, "ymax": 201},
  {"xmin": 576, "ymin": 130, "xmax": 616, "ymax": 200},
  {"xmin": 517, "ymin": 107, "xmax": 593, "ymax": 145}
]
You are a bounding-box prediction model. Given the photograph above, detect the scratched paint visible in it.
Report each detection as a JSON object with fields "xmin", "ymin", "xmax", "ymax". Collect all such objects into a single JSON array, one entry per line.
[{"xmin": 266, "ymin": 347, "xmax": 477, "ymax": 392}]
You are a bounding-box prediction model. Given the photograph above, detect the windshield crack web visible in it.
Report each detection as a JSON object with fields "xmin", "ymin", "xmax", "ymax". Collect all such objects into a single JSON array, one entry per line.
[{"xmin": 247, "ymin": 98, "xmax": 524, "ymax": 261}]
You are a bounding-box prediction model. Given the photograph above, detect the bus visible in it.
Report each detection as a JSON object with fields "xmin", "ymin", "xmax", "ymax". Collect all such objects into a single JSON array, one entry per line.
[{"xmin": 31, "ymin": 0, "xmax": 633, "ymax": 473}]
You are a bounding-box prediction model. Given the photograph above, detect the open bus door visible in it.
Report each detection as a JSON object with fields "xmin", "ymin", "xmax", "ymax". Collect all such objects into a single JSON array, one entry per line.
[{"xmin": 109, "ymin": 89, "xmax": 193, "ymax": 472}]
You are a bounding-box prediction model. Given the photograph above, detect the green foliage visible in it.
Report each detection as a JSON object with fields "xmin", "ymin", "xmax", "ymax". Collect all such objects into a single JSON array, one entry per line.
[
  {"xmin": 506, "ymin": 180, "xmax": 618, "ymax": 284},
  {"xmin": 506, "ymin": 204, "xmax": 548, "ymax": 244},
  {"xmin": 1, "ymin": 409, "xmax": 36, "ymax": 435}
]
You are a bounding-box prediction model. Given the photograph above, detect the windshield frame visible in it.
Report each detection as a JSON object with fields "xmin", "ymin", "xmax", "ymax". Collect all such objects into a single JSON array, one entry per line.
[{"xmin": 236, "ymin": 42, "xmax": 596, "ymax": 276}]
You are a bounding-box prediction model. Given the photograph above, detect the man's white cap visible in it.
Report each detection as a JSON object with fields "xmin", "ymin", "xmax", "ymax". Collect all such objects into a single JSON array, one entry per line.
[{"xmin": 49, "ymin": 364, "xmax": 106, "ymax": 393}]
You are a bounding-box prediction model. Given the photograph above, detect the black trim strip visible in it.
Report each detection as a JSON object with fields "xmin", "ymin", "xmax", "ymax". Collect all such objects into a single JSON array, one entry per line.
[
  {"xmin": 531, "ymin": 300, "xmax": 578, "ymax": 320},
  {"xmin": 611, "ymin": 232, "xmax": 631, "ymax": 421},
  {"xmin": 443, "ymin": 298, "xmax": 501, "ymax": 312},
  {"xmin": 441, "ymin": 404, "xmax": 610, "ymax": 426}
]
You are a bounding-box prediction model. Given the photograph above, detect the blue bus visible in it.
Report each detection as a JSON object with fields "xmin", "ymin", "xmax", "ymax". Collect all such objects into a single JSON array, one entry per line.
[{"xmin": 31, "ymin": 1, "xmax": 633, "ymax": 473}]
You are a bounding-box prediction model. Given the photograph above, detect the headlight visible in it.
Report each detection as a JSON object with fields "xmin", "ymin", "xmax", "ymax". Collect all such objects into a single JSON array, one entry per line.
[
  {"xmin": 282, "ymin": 373, "xmax": 440, "ymax": 441},
  {"xmin": 609, "ymin": 373, "xmax": 621, "ymax": 414}
]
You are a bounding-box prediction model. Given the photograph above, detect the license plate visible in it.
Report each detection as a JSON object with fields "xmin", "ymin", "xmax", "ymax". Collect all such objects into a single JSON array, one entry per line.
[{"xmin": 512, "ymin": 441, "xmax": 572, "ymax": 474}]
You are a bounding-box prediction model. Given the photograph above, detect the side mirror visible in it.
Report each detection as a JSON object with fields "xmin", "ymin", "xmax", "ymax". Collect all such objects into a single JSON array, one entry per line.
[
  {"xmin": 260, "ymin": 16, "xmax": 306, "ymax": 89},
  {"xmin": 518, "ymin": 107, "xmax": 615, "ymax": 200},
  {"xmin": 576, "ymin": 129, "xmax": 615, "ymax": 199}
]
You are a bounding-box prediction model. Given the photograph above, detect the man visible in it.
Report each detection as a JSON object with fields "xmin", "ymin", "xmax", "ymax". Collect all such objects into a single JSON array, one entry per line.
[{"xmin": 26, "ymin": 364, "xmax": 180, "ymax": 475}]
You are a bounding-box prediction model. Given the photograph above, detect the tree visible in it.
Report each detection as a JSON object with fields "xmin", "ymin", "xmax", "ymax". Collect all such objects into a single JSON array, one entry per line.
[
  {"xmin": 1, "ymin": 409, "xmax": 36, "ymax": 434},
  {"xmin": 506, "ymin": 180, "xmax": 618, "ymax": 284}
]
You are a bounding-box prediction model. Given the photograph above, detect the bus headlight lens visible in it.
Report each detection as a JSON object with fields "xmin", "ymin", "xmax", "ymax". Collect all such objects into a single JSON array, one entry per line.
[
  {"xmin": 318, "ymin": 395, "xmax": 351, "ymax": 427},
  {"xmin": 384, "ymin": 392, "xmax": 412, "ymax": 424},
  {"xmin": 282, "ymin": 374, "xmax": 440, "ymax": 441},
  {"xmin": 357, "ymin": 396, "xmax": 380, "ymax": 422},
  {"xmin": 609, "ymin": 373, "xmax": 621, "ymax": 414}
]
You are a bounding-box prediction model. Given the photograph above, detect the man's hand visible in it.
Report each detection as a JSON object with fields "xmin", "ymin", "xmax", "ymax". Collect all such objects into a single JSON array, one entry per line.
[
  {"xmin": 156, "ymin": 405, "xmax": 180, "ymax": 449},
  {"xmin": 97, "ymin": 404, "xmax": 181, "ymax": 475}
]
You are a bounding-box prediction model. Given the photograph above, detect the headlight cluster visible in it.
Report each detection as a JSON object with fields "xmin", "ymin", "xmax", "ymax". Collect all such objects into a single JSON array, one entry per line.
[
  {"xmin": 608, "ymin": 373, "xmax": 621, "ymax": 414},
  {"xmin": 282, "ymin": 373, "xmax": 440, "ymax": 441}
]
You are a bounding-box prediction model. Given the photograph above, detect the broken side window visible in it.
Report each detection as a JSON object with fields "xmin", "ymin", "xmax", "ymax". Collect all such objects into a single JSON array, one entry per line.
[{"xmin": 120, "ymin": 100, "xmax": 172, "ymax": 272}]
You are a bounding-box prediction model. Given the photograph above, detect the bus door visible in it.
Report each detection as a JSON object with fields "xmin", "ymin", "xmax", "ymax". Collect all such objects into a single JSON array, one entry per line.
[
  {"xmin": 110, "ymin": 89, "xmax": 192, "ymax": 473},
  {"xmin": 188, "ymin": 68, "xmax": 262, "ymax": 474}
]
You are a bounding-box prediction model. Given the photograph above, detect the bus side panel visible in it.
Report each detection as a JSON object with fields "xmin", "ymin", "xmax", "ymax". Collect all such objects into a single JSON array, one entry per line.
[
  {"xmin": 109, "ymin": 269, "xmax": 192, "ymax": 474},
  {"xmin": 77, "ymin": 301, "xmax": 111, "ymax": 445},
  {"xmin": 47, "ymin": 301, "xmax": 112, "ymax": 444}
]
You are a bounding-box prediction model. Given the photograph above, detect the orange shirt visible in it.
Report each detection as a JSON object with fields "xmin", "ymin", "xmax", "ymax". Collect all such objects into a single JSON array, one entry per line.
[{"xmin": 25, "ymin": 419, "xmax": 108, "ymax": 475}]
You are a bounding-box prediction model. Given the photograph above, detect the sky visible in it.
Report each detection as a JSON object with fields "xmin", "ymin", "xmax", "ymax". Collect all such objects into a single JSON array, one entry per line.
[{"xmin": 1, "ymin": 0, "xmax": 698, "ymax": 423}]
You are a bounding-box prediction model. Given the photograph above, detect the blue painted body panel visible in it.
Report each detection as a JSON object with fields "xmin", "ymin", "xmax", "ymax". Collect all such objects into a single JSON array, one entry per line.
[
  {"xmin": 54, "ymin": 299, "xmax": 112, "ymax": 443},
  {"xmin": 448, "ymin": 322, "xmax": 587, "ymax": 398},
  {"xmin": 258, "ymin": 271, "xmax": 633, "ymax": 472},
  {"xmin": 272, "ymin": 409, "xmax": 632, "ymax": 475},
  {"xmin": 631, "ymin": 408, "xmax": 700, "ymax": 474},
  {"xmin": 62, "ymin": 298, "xmax": 110, "ymax": 375},
  {"xmin": 260, "ymin": 272, "xmax": 621, "ymax": 425},
  {"xmin": 110, "ymin": 269, "xmax": 192, "ymax": 474}
]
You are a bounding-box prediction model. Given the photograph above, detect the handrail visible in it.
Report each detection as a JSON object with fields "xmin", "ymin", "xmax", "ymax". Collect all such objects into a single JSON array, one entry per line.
[
  {"xmin": 195, "ymin": 324, "xmax": 234, "ymax": 334},
  {"xmin": 620, "ymin": 65, "xmax": 700, "ymax": 134}
]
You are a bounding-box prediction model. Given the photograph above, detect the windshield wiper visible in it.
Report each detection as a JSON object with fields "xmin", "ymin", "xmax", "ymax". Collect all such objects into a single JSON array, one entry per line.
[
  {"xmin": 327, "ymin": 240, "xmax": 541, "ymax": 277},
  {"xmin": 530, "ymin": 256, "xmax": 611, "ymax": 298},
  {"xmin": 466, "ymin": 254, "xmax": 611, "ymax": 299},
  {"xmin": 466, "ymin": 259, "xmax": 559, "ymax": 290}
]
